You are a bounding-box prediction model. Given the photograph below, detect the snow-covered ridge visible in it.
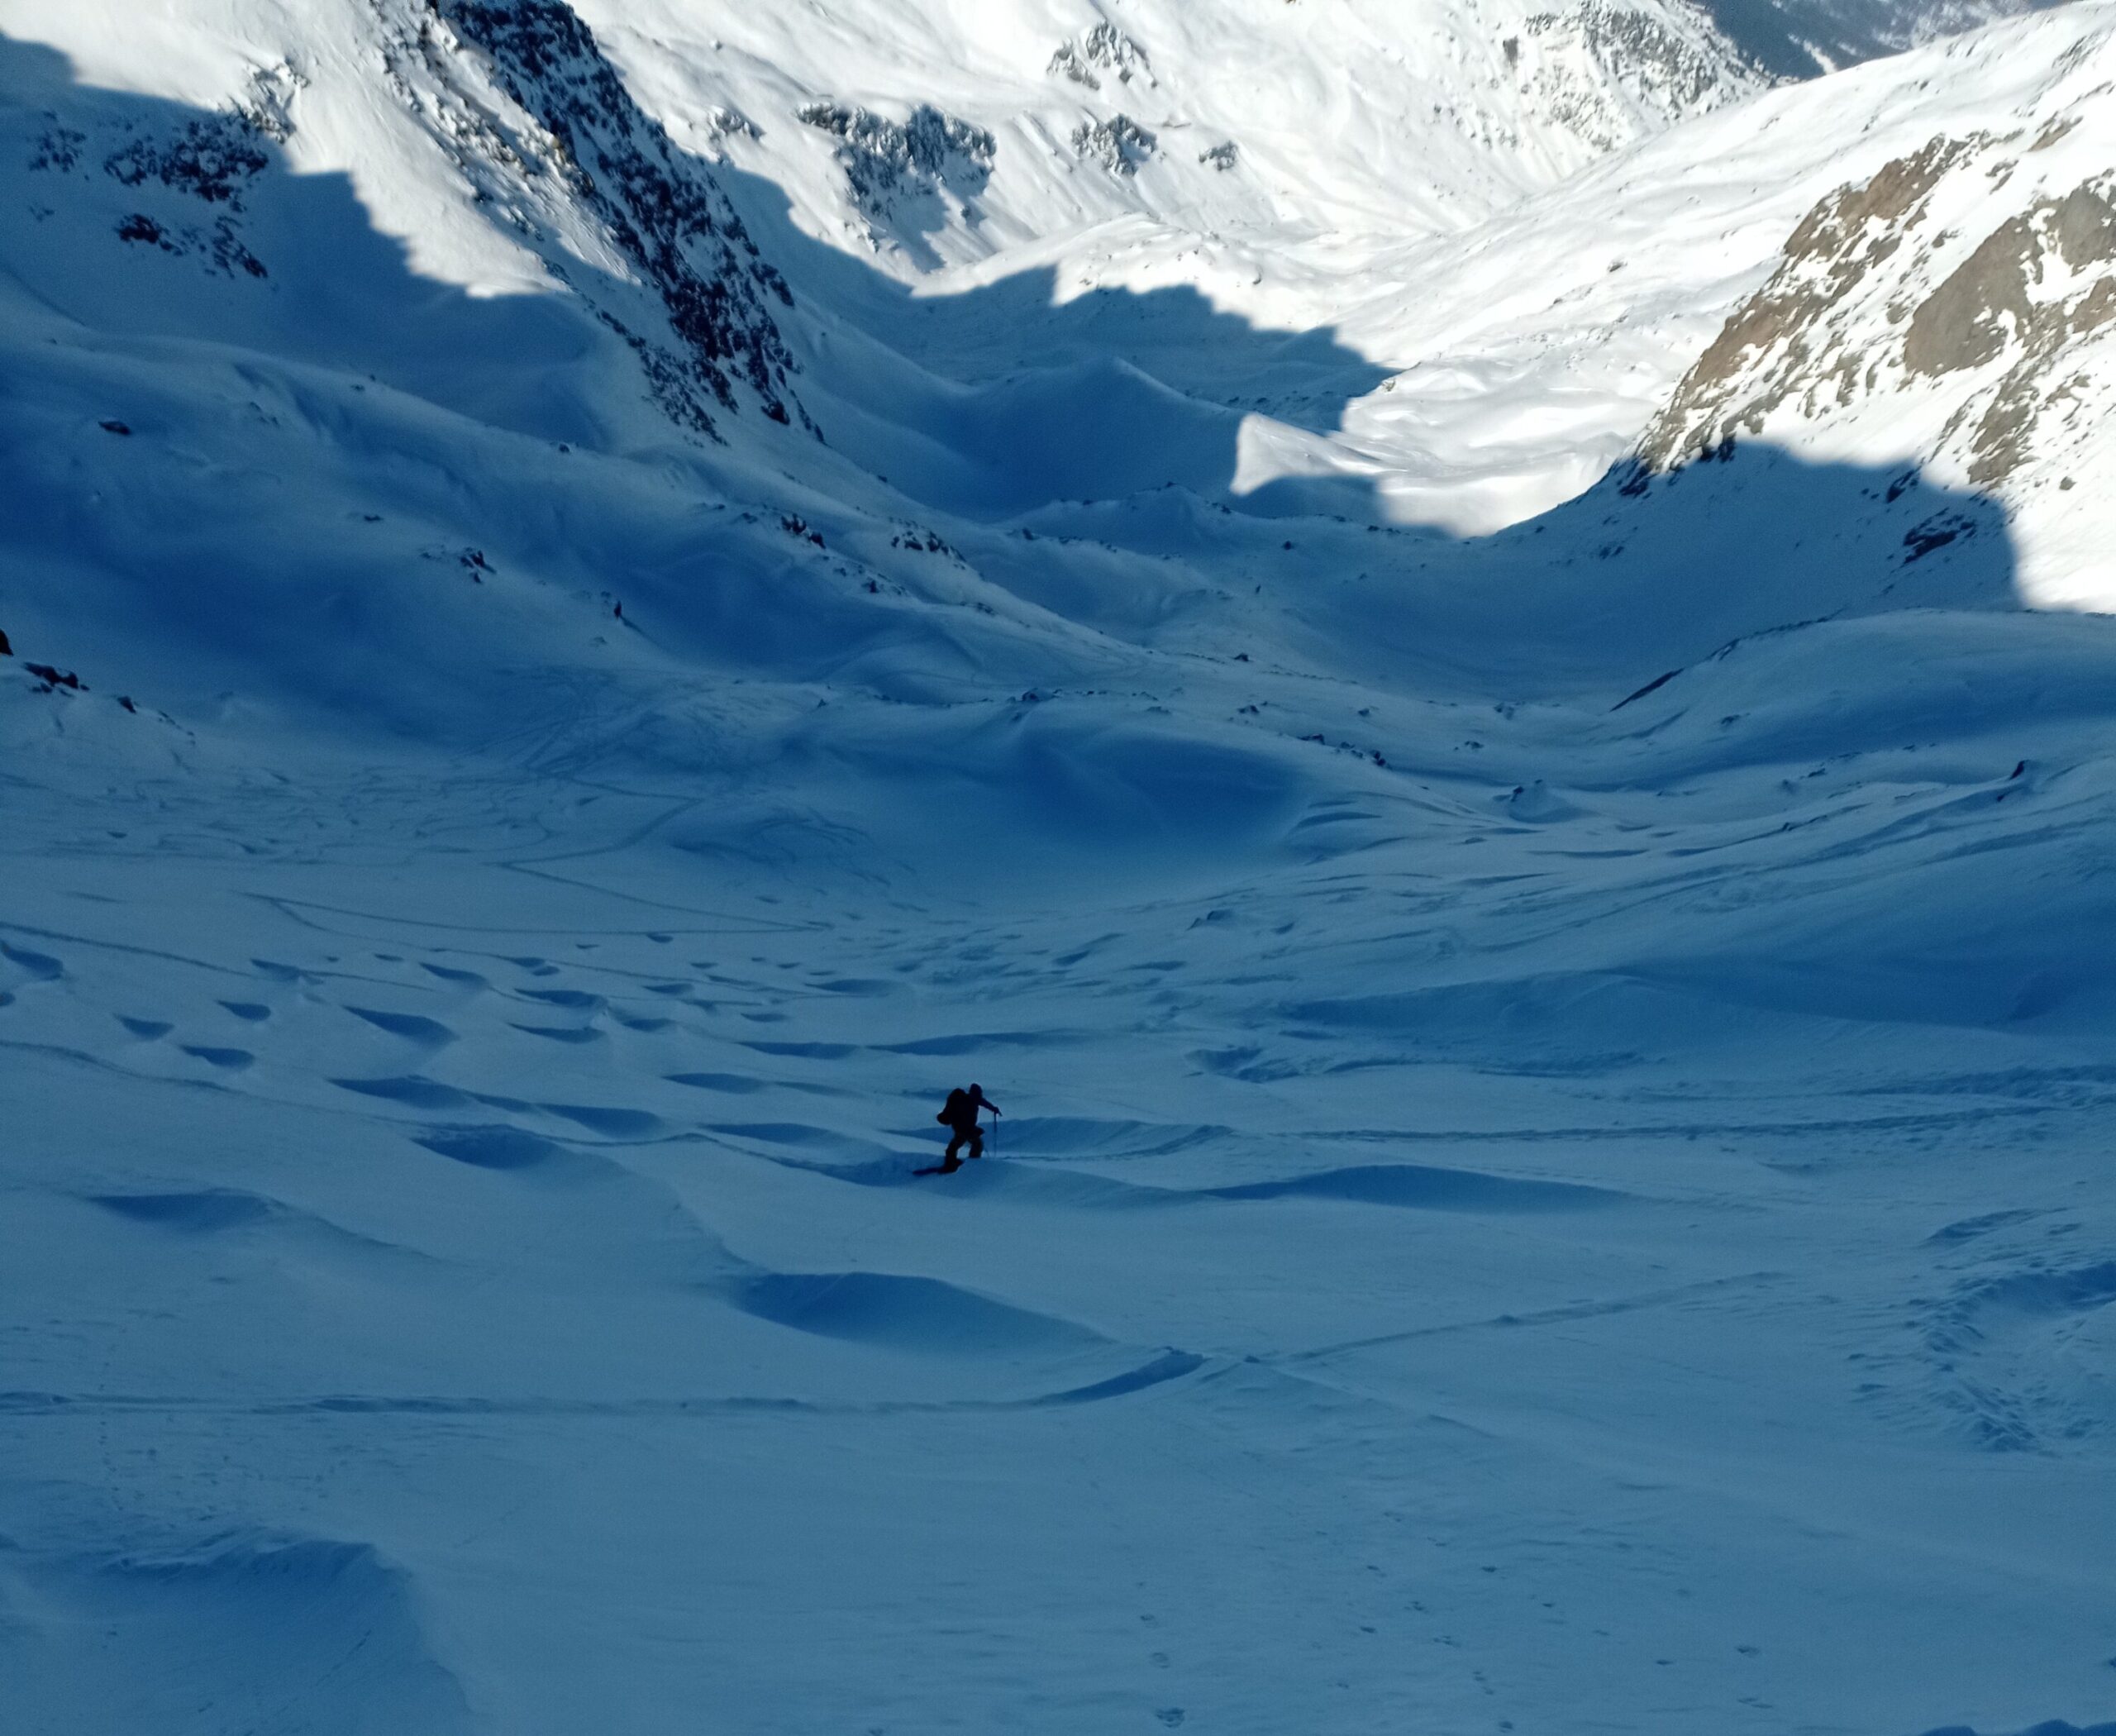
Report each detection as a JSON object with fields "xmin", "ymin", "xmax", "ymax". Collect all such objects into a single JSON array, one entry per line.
[
  {"xmin": 412, "ymin": 0, "xmax": 805, "ymax": 434},
  {"xmin": 579, "ymin": 0, "xmax": 1768, "ymax": 281},
  {"xmin": 1630, "ymin": 13, "xmax": 2116, "ymax": 606},
  {"xmin": 5, "ymin": 0, "xmax": 2114, "ymax": 618}
]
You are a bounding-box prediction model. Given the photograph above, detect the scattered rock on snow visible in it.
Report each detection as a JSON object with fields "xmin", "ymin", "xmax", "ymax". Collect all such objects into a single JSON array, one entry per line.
[
  {"xmin": 798, "ymin": 100, "xmax": 994, "ymax": 220},
  {"xmin": 424, "ymin": 0, "xmax": 804, "ymax": 436},
  {"xmin": 1070, "ymin": 114, "xmax": 1157, "ymax": 176},
  {"xmin": 1049, "ymin": 24, "xmax": 1152, "ymax": 92},
  {"xmin": 1637, "ymin": 131, "xmax": 2116, "ymax": 495}
]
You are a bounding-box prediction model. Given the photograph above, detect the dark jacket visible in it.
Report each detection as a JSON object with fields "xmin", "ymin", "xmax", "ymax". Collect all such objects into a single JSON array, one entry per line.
[{"xmin": 939, "ymin": 1086, "xmax": 997, "ymax": 1131}]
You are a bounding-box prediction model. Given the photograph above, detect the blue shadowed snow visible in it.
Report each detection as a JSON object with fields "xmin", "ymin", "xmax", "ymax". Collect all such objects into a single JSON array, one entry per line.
[{"xmin": 4, "ymin": 19, "xmax": 2115, "ymax": 1736}]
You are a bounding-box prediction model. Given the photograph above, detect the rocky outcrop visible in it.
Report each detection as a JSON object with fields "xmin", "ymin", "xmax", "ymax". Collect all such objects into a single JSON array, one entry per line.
[
  {"xmin": 27, "ymin": 105, "xmax": 275, "ymax": 279},
  {"xmin": 1049, "ymin": 24, "xmax": 1152, "ymax": 92},
  {"xmin": 1070, "ymin": 114, "xmax": 1157, "ymax": 176},
  {"xmin": 1509, "ymin": 0, "xmax": 1769, "ymax": 154},
  {"xmin": 1637, "ymin": 122, "xmax": 2116, "ymax": 494},
  {"xmin": 1637, "ymin": 138, "xmax": 1971, "ymax": 471},
  {"xmin": 1916, "ymin": 182, "xmax": 2116, "ymax": 485},
  {"xmin": 102, "ymin": 116, "xmax": 269, "ymax": 205},
  {"xmin": 797, "ymin": 101, "xmax": 995, "ymax": 226},
  {"xmin": 381, "ymin": 0, "xmax": 804, "ymax": 436}
]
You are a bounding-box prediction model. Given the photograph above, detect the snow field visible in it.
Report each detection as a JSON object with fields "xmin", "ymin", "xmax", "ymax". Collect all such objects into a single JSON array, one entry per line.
[{"xmin": 4, "ymin": 1, "xmax": 2116, "ymax": 1731}]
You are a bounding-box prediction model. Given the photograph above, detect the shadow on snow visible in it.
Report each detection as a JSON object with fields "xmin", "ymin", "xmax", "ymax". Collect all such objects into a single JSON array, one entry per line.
[{"xmin": 0, "ymin": 21, "xmax": 2082, "ymax": 712}]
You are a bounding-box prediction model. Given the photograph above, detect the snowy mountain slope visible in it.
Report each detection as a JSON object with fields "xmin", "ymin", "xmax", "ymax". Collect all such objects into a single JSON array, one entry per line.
[
  {"xmin": 5, "ymin": 3, "xmax": 2116, "ymax": 1735},
  {"xmin": 1211, "ymin": 3, "xmax": 2116, "ymax": 584},
  {"xmin": 581, "ymin": 0, "xmax": 1767, "ymax": 275},
  {"xmin": 2, "ymin": 0, "xmax": 809, "ymax": 447},
  {"xmin": 0, "ymin": 0, "xmax": 1753, "ymax": 518},
  {"xmin": 14, "ymin": 0, "xmax": 2107, "ymax": 589},
  {"xmin": 1632, "ymin": 39, "xmax": 2116, "ymax": 608},
  {"xmin": 8, "ymin": 604, "xmax": 2116, "ymax": 1735}
]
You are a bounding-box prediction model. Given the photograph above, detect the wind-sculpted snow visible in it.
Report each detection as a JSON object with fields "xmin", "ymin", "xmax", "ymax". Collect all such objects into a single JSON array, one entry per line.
[
  {"xmin": 5, "ymin": 1, "xmax": 2116, "ymax": 1732},
  {"xmin": 6, "ymin": 1533, "xmax": 475, "ymax": 1734}
]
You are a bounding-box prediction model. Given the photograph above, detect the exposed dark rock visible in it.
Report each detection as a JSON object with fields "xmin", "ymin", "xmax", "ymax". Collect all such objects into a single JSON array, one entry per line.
[
  {"xmin": 1955, "ymin": 359, "xmax": 2042, "ymax": 486},
  {"xmin": 50, "ymin": 103, "xmax": 280, "ymax": 278},
  {"xmin": 2030, "ymin": 113, "xmax": 2080, "ymax": 154},
  {"xmin": 104, "ymin": 116, "xmax": 269, "ymax": 205},
  {"xmin": 1903, "ymin": 512, "xmax": 1975, "ymax": 560},
  {"xmin": 700, "ymin": 104, "xmax": 758, "ymax": 152},
  {"xmin": 2051, "ymin": 184, "xmax": 2116, "ymax": 271},
  {"xmin": 1512, "ymin": 0, "xmax": 1768, "ymax": 153},
  {"xmin": 1639, "ymin": 139, "xmax": 1967, "ymax": 472},
  {"xmin": 1640, "ymin": 137, "xmax": 2114, "ymax": 494},
  {"xmin": 1071, "ymin": 114, "xmax": 1157, "ymax": 176},
  {"xmin": 890, "ymin": 526, "xmax": 956, "ymax": 556},
  {"xmin": 1909, "ymin": 179, "xmax": 2116, "ymax": 482},
  {"xmin": 1049, "ymin": 24, "xmax": 1151, "ymax": 91},
  {"xmin": 798, "ymin": 100, "xmax": 994, "ymax": 226},
  {"xmin": 1613, "ymin": 667, "xmax": 1682, "ymax": 710},
  {"xmin": 431, "ymin": 0, "xmax": 802, "ymax": 436},
  {"xmin": 28, "ymin": 126, "xmax": 86, "ymax": 173},
  {"xmin": 115, "ymin": 208, "xmax": 267, "ymax": 277},
  {"xmin": 1904, "ymin": 214, "xmax": 2033, "ymax": 377}
]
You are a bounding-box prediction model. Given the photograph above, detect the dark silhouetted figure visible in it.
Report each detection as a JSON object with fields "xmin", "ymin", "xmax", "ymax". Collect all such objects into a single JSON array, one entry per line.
[{"xmin": 935, "ymin": 1083, "xmax": 1000, "ymax": 1172}]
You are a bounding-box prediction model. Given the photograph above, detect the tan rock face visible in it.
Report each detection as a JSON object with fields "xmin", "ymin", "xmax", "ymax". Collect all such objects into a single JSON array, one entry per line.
[
  {"xmin": 2051, "ymin": 183, "xmax": 2116, "ymax": 269},
  {"xmin": 1636, "ymin": 130, "xmax": 2116, "ymax": 496},
  {"xmin": 1904, "ymin": 214, "xmax": 2035, "ymax": 378},
  {"xmin": 1635, "ymin": 138, "xmax": 1970, "ymax": 472}
]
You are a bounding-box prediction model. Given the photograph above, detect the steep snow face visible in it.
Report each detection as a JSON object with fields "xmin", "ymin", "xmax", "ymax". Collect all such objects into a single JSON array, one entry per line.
[
  {"xmin": 419, "ymin": 0, "xmax": 806, "ymax": 434},
  {"xmin": 1231, "ymin": 3, "xmax": 2116, "ymax": 602},
  {"xmin": 1632, "ymin": 17, "xmax": 2116, "ymax": 608},
  {"xmin": 2, "ymin": 0, "xmax": 806, "ymax": 445},
  {"xmin": 0, "ymin": 0, "xmax": 1761, "ymax": 496}
]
